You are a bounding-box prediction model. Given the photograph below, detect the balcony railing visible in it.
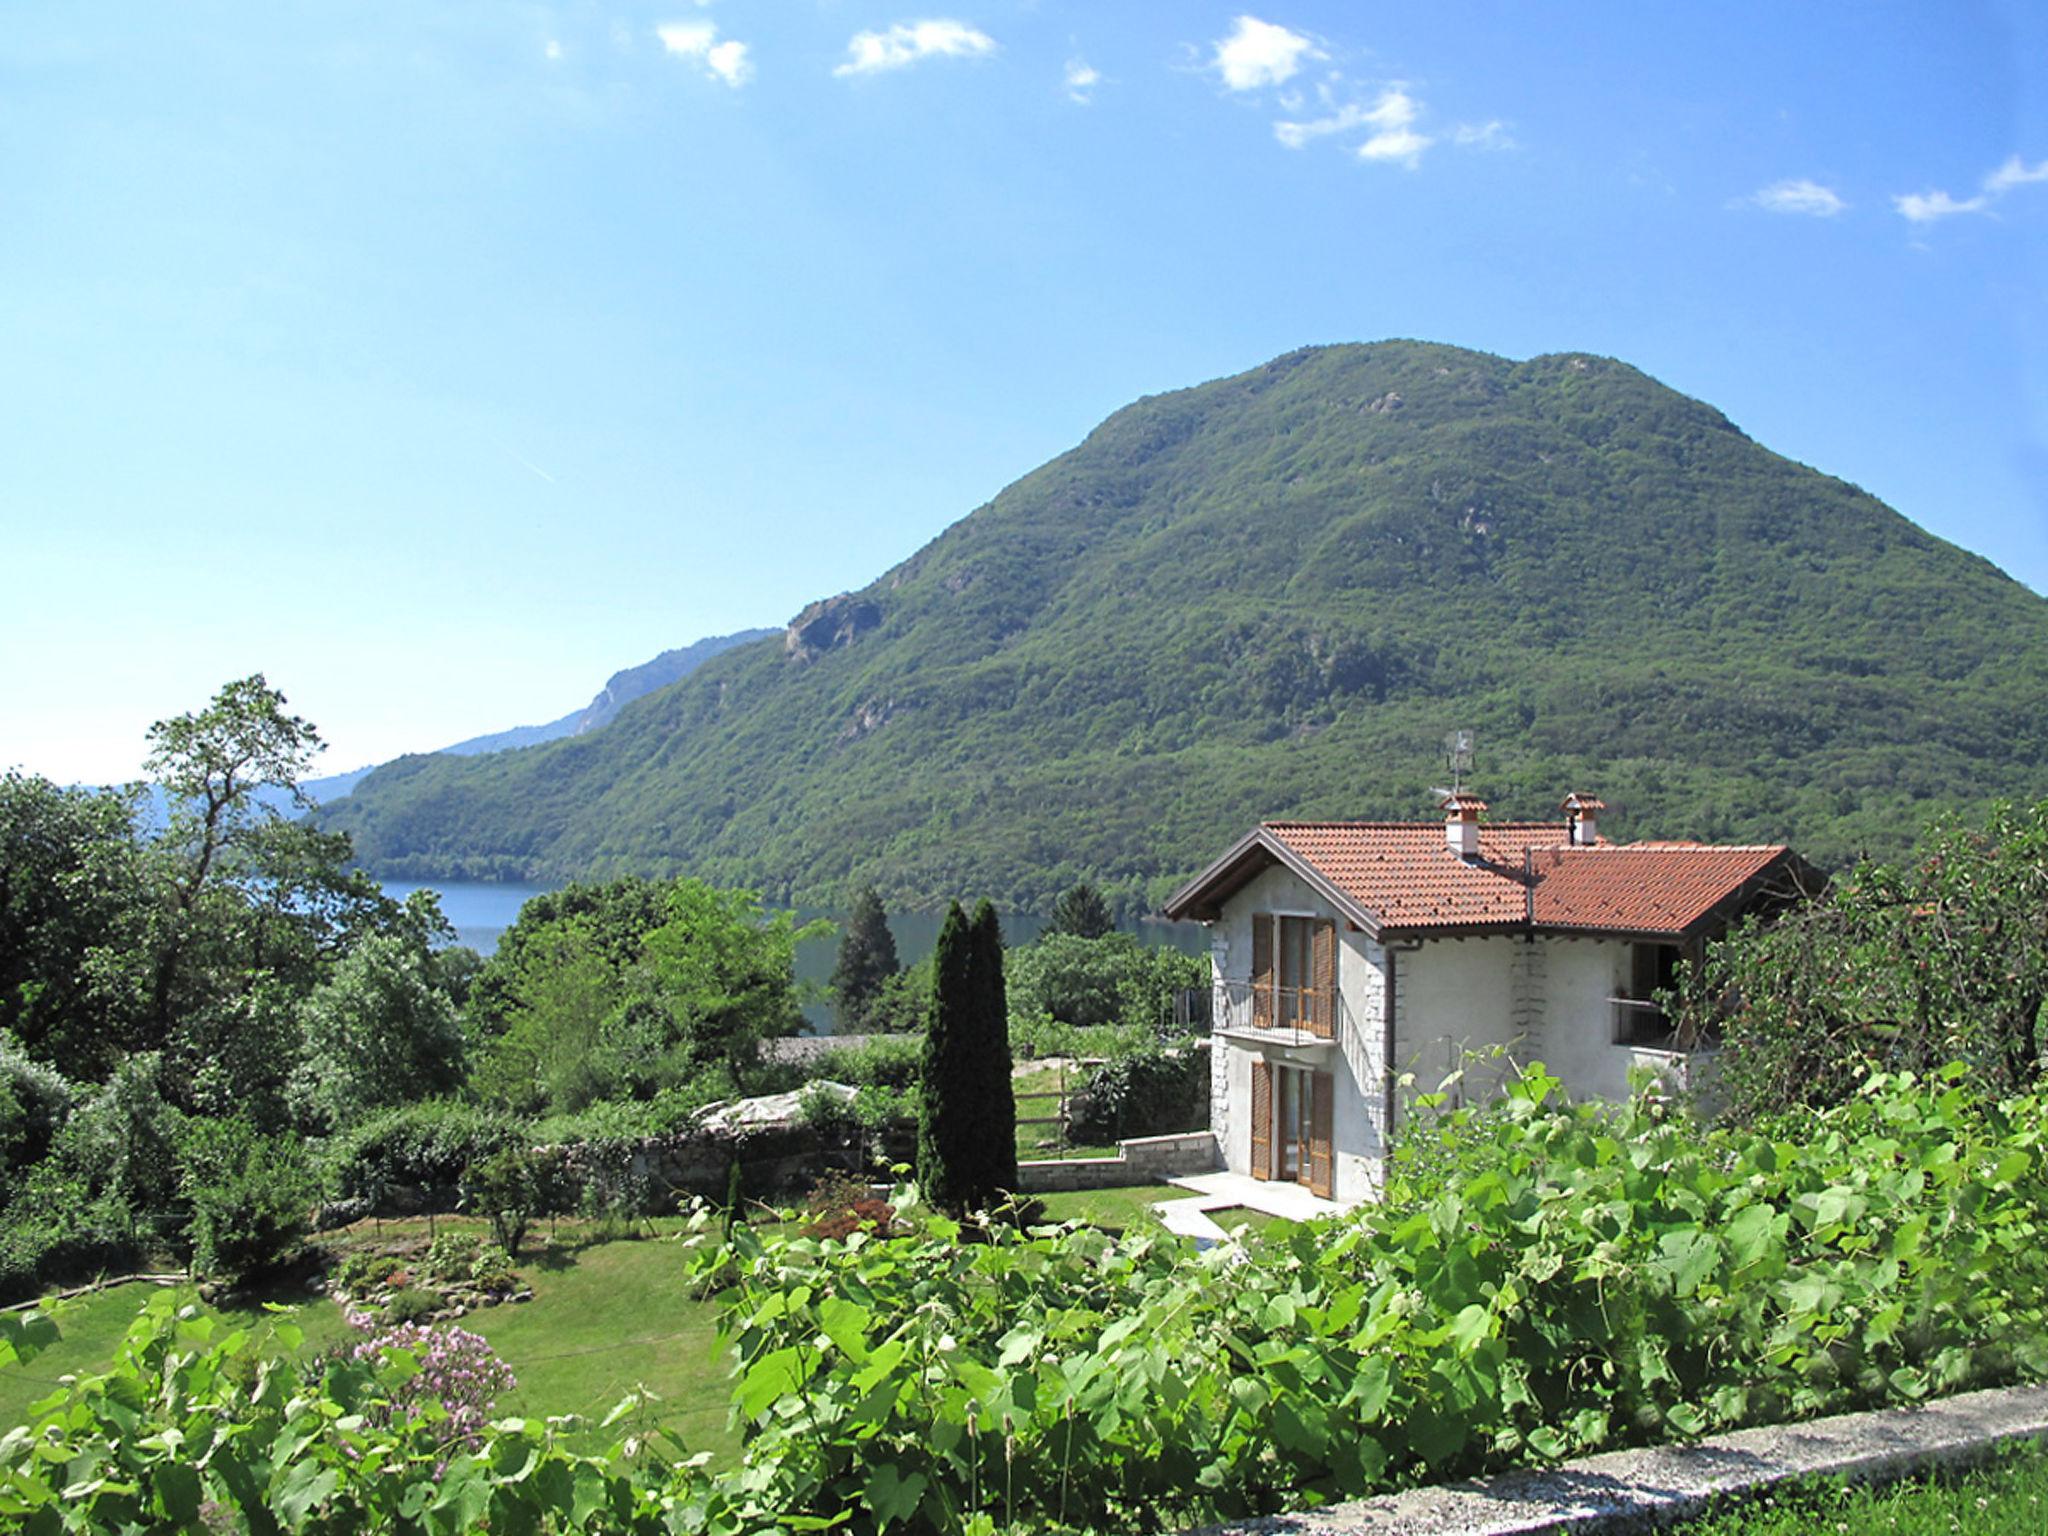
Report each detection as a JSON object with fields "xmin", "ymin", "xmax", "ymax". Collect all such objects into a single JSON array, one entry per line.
[{"xmin": 1212, "ymin": 977, "xmax": 1344, "ymax": 1048}]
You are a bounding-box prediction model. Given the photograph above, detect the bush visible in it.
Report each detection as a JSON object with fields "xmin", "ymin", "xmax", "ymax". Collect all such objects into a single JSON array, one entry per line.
[
  {"xmin": 1064, "ymin": 1047, "xmax": 1209, "ymax": 1143},
  {"xmin": 1006, "ymin": 931, "xmax": 1205, "ymax": 1038},
  {"xmin": 382, "ymin": 1287, "xmax": 443, "ymax": 1325},
  {"xmin": 464, "ymin": 1146, "xmax": 540, "ymax": 1257},
  {"xmin": 332, "ymin": 1247, "xmax": 400, "ymax": 1296},
  {"xmin": 0, "ymin": 1161, "xmax": 142, "ymax": 1303},
  {"xmin": 420, "ymin": 1232, "xmax": 482, "ymax": 1284},
  {"xmin": 802, "ymin": 1171, "xmax": 895, "ymax": 1242},
  {"xmin": 179, "ymin": 1118, "xmax": 313, "ymax": 1287},
  {"xmin": 469, "ymin": 1244, "xmax": 517, "ymax": 1291},
  {"xmin": 806, "ymin": 1033, "xmax": 922, "ymax": 1090},
  {"xmin": 322, "ymin": 1099, "xmax": 527, "ymax": 1212}
]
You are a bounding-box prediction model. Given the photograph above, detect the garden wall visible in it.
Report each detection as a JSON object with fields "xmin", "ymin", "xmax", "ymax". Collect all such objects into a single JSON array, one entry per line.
[{"xmin": 1017, "ymin": 1131, "xmax": 1219, "ymax": 1192}]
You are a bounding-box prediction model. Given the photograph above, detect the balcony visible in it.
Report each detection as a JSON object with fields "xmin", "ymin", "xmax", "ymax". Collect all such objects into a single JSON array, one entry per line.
[{"xmin": 1212, "ymin": 977, "xmax": 1343, "ymax": 1052}]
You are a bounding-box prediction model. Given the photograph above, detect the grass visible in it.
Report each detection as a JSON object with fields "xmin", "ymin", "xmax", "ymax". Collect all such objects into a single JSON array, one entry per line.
[
  {"xmin": 1640, "ymin": 1446, "xmax": 2048, "ymax": 1535},
  {"xmin": 1011, "ymin": 1062, "xmax": 1121, "ymax": 1163},
  {"xmin": 0, "ymin": 1232, "xmax": 738, "ymax": 1456},
  {"xmin": 1031, "ymin": 1183, "xmax": 1179, "ymax": 1232}
]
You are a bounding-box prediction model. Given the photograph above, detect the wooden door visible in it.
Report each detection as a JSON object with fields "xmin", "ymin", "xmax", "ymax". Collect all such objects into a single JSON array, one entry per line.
[
  {"xmin": 1309, "ymin": 1070, "xmax": 1335, "ymax": 1198},
  {"xmin": 1249, "ymin": 1058, "xmax": 1272, "ymax": 1180}
]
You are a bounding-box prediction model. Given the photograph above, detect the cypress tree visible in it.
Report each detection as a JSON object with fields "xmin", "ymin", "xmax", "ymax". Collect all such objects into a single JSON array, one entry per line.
[
  {"xmin": 917, "ymin": 900, "xmax": 1017, "ymax": 1212},
  {"xmin": 830, "ymin": 885, "xmax": 899, "ymax": 1031},
  {"xmin": 1045, "ymin": 882, "xmax": 1113, "ymax": 940},
  {"xmin": 971, "ymin": 900, "xmax": 1019, "ymax": 1196}
]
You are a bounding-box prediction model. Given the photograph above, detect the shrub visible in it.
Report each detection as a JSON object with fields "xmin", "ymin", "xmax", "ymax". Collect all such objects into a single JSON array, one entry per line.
[
  {"xmin": 322, "ymin": 1099, "xmax": 527, "ymax": 1212},
  {"xmin": 332, "ymin": 1247, "xmax": 399, "ymax": 1296},
  {"xmin": 420, "ymin": 1232, "xmax": 482, "ymax": 1284},
  {"xmin": 468, "ymin": 1244, "xmax": 517, "ymax": 1291},
  {"xmin": 806, "ymin": 1032, "xmax": 922, "ymax": 1090},
  {"xmin": 463, "ymin": 1146, "xmax": 540, "ymax": 1257},
  {"xmin": 383, "ymin": 1287, "xmax": 443, "ymax": 1325},
  {"xmin": 1064, "ymin": 1047, "xmax": 1208, "ymax": 1143},
  {"xmin": 802, "ymin": 1170, "xmax": 895, "ymax": 1242},
  {"xmin": 179, "ymin": 1117, "xmax": 312, "ymax": 1287}
]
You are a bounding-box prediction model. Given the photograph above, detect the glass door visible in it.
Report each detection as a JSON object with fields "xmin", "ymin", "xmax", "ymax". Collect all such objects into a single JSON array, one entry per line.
[{"xmin": 1277, "ymin": 1066, "xmax": 1306, "ymax": 1182}]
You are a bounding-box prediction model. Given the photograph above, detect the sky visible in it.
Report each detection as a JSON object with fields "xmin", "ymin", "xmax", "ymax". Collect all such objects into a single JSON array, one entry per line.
[{"xmin": 3, "ymin": 2, "xmax": 2045, "ymax": 784}]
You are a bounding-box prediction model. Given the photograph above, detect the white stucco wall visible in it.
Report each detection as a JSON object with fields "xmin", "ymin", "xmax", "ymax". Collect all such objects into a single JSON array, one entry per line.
[
  {"xmin": 1208, "ymin": 865, "xmax": 1388, "ymax": 1204},
  {"xmin": 1393, "ymin": 937, "xmax": 1526, "ymax": 1103},
  {"xmin": 1538, "ymin": 937, "xmax": 1636, "ymax": 1101}
]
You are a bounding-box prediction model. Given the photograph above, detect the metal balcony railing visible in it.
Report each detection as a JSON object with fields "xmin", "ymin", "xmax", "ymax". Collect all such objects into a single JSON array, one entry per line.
[{"xmin": 1212, "ymin": 977, "xmax": 1344, "ymax": 1048}]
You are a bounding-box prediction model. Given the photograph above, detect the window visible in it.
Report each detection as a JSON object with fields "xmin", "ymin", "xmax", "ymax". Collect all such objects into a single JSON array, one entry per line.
[{"xmin": 1613, "ymin": 942, "xmax": 1679, "ymax": 1046}]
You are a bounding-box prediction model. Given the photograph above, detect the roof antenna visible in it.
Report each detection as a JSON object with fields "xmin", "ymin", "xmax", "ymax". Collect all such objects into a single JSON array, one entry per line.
[{"xmin": 1430, "ymin": 729, "xmax": 1476, "ymax": 803}]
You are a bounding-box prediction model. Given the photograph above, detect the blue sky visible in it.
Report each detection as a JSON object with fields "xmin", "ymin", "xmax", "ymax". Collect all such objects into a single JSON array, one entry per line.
[{"xmin": 4, "ymin": 2, "xmax": 2045, "ymax": 783}]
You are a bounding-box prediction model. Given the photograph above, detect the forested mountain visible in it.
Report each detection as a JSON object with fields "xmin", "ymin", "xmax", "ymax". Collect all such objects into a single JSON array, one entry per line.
[
  {"xmin": 295, "ymin": 628, "xmax": 773, "ymax": 803},
  {"xmin": 321, "ymin": 341, "xmax": 2048, "ymax": 912}
]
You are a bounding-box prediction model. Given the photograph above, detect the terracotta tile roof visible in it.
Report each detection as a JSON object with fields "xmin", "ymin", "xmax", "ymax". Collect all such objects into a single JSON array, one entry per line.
[
  {"xmin": 1195, "ymin": 822, "xmax": 1801, "ymax": 938},
  {"xmin": 1263, "ymin": 821, "xmax": 1565, "ymax": 931},
  {"xmin": 1526, "ymin": 843, "xmax": 1792, "ymax": 935}
]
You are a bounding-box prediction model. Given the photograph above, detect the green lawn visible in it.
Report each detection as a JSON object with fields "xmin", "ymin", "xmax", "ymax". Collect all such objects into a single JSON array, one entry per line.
[
  {"xmin": 1647, "ymin": 1447, "xmax": 2048, "ymax": 1535},
  {"xmin": 1031, "ymin": 1183, "xmax": 1180, "ymax": 1232},
  {"xmin": 0, "ymin": 1234, "xmax": 738, "ymax": 1456}
]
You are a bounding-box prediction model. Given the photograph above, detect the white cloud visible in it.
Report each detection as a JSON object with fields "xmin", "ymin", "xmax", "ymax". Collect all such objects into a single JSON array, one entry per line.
[
  {"xmin": 1751, "ymin": 178, "xmax": 1847, "ymax": 217},
  {"xmin": 834, "ymin": 19, "xmax": 996, "ymax": 77},
  {"xmin": 1894, "ymin": 188, "xmax": 1990, "ymax": 223},
  {"xmin": 1984, "ymin": 154, "xmax": 2048, "ymax": 195},
  {"xmin": 1275, "ymin": 86, "xmax": 1432, "ymax": 166},
  {"xmin": 657, "ymin": 19, "xmax": 753, "ymax": 86},
  {"xmin": 1358, "ymin": 126, "xmax": 1430, "ymax": 168},
  {"xmin": 544, "ymin": 38, "xmax": 563, "ymax": 62},
  {"xmin": 1211, "ymin": 15, "xmax": 1319, "ymax": 92},
  {"xmin": 1452, "ymin": 119, "xmax": 1514, "ymax": 151},
  {"xmin": 1891, "ymin": 152, "xmax": 2048, "ymax": 227},
  {"xmin": 1064, "ymin": 57, "xmax": 1101, "ymax": 104}
]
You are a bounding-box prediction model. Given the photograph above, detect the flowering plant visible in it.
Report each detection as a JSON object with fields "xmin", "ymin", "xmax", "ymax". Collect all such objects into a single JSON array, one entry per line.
[{"xmin": 342, "ymin": 1309, "xmax": 516, "ymax": 1451}]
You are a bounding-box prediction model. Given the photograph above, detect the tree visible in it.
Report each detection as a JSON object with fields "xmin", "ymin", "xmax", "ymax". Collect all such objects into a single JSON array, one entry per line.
[
  {"xmin": 917, "ymin": 901, "xmax": 1017, "ymax": 1212},
  {"xmin": 0, "ymin": 774, "xmax": 152, "ymax": 1077},
  {"xmin": 179, "ymin": 1116, "xmax": 313, "ymax": 1287},
  {"xmin": 1044, "ymin": 883, "xmax": 1113, "ymax": 941},
  {"xmin": 830, "ymin": 886, "xmax": 900, "ymax": 1031},
  {"xmin": 1007, "ymin": 932, "xmax": 1207, "ymax": 1036},
  {"xmin": 1679, "ymin": 798, "xmax": 2048, "ymax": 1120},
  {"xmin": 641, "ymin": 880, "xmax": 826, "ymax": 1081},
  {"xmin": 292, "ymin": 933, "xmax": 467, "ymax": 1131}
]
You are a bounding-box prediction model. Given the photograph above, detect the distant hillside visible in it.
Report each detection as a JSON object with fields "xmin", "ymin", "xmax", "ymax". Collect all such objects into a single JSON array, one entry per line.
[
  {"xmin": 298, "ymin": 628, "xmax": 771, "ymax": 803},
  {"xmin": 321, "ymin": 341, "xmax": 2048, "ymax": 912}
]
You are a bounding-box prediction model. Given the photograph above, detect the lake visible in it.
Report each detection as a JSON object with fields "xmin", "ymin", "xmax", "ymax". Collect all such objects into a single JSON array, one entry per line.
[{"xmin": 381, "ymin": 878, "xmax": 1209, "ymax": 1031}]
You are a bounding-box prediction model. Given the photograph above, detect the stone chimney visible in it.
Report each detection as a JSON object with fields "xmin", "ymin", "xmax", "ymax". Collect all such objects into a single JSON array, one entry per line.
[
  {"xmin": 1561, "ymin": 792, "xmax": 1605, "ymax": 848},
  {"xmin": 1442, "ymin": 791, "xmax": 1487, "ymax": 859}
]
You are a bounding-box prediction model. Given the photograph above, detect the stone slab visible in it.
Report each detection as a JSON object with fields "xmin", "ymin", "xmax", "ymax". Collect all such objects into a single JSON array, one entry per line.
[{"xmin": 1191, "ymin": 1381, "xmax": 2048, "ymax": 1536}]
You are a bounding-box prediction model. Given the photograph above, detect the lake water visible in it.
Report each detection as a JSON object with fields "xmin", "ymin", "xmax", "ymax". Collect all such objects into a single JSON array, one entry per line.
[{"xmin": 381, "ymin": 878, "xmax": 1209, "ymax": 1032}]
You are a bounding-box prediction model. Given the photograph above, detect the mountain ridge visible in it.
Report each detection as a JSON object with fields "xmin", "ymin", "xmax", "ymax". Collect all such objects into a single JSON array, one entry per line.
[{"xmin": 320, "ymin": 340, "xmax": 2048, "ymax": 911}]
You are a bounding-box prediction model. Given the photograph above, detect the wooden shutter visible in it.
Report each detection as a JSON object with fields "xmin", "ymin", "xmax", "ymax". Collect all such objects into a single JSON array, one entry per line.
[
  {"xmin": 1309, "ymin": 1070, "xmax": 1335, "ymax": 1198},
  {"xmin": 1251, "ymin": 914, "xmax": 1275, "ymax": 1029},
  {"xmin": 1249, "ymin": 1059, "xmax": 1272, "ymax": 1180},
  {"xmin": 1310, "ymin": 919, "xmax": 1337, "ymax": 1039}
]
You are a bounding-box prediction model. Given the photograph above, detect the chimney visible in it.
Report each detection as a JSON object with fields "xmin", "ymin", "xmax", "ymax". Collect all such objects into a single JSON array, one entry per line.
[
  {"xmin": 1561, "ymin": 792, "xmax": 1605, "ymax": 847},
  {"xmin": 1442, "ymin": 791, "xmax": 1487, "ymax": 859}
]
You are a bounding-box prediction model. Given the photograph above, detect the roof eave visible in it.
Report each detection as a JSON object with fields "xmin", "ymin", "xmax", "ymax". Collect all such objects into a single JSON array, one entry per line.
[{"xmin": 1160, "ymin": 826, "xmax": 1385, "ymax": 937}]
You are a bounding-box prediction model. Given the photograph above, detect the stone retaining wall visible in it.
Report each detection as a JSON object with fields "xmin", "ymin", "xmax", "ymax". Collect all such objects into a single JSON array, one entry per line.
[{"xmin": 1017, "ymin": 1131, "xmax": 1220, "ymax": 1192}]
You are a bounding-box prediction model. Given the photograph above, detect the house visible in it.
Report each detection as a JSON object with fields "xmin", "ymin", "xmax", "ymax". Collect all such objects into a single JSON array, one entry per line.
[{"xmin": 1160, "ymin": 793, "xmax": 1818, "ymax": 1204}]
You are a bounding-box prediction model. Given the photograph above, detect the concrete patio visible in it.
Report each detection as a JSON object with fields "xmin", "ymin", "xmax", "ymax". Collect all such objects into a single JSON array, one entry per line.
[{"xmin": 1152, "ymin": 1171, "xmax": 1349, "ymax": 1245}]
